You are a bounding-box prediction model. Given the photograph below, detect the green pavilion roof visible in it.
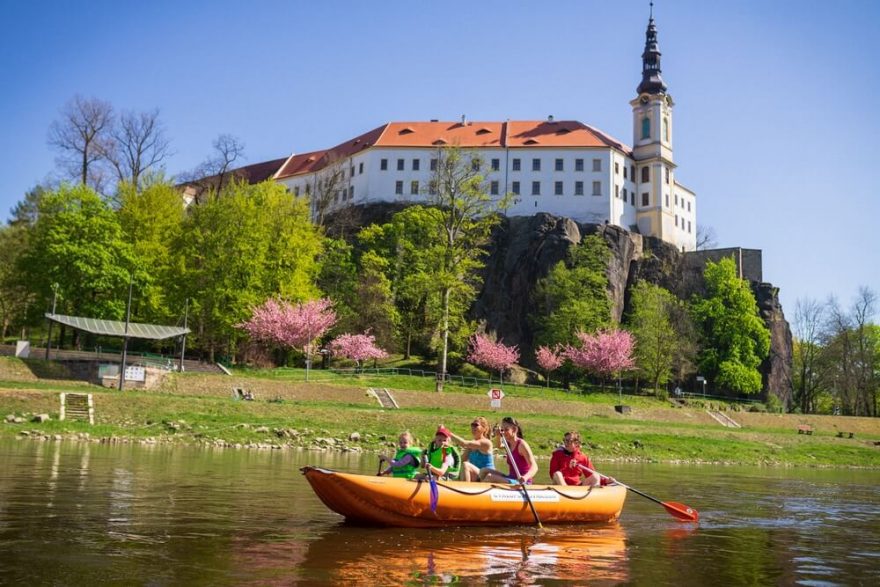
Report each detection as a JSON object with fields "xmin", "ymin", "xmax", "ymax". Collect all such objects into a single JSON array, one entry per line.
[{"xmin": 45, "ymin": 314, "xmax": 189, "ymax": 340}]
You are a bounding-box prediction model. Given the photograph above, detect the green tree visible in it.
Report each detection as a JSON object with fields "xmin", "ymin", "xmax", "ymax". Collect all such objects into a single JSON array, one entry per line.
[
  {"xmin": 533, "ymin": 234, "xmax": 612, "ymax": 347},
  {"xmin": 691, "ymin": 257, "xmax": 770, "ymax": 394},
  {"xmin": 627, "ymin": 281, "xmax": 692, "ymax": 393},
  {"xmin": 426, "ymin": 147, "xmax": 510, "ymax": 390},
  {"xmin": 358, "ymin": 206, "xmax": 447, "ymax": 359},
  {"xmin": 18, "ymin": 184, "xmax": 136, "ymax": 344},
  {"xmin": 349, "ymin": 251, "xmax": 399, "ymax": 351},
  {"xmin": 117, "ymin": 181, "xmax": 185, "ymax": 323},
  {"xmin": 171, "ymin": 180, "xmax": 322, "ymax": 361},
  {"xmin": 316, "ymin": 238, "xmax": 358, "ymax": 329},
  {"xmin": 0, "ymin": 223, "xmax": 33, "ymax": 339}
]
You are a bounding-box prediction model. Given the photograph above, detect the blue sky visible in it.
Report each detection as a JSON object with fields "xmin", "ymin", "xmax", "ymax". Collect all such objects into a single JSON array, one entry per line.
[{"xmin": 2, "ymin": 0, "xmax": 878, "ymax": 317}]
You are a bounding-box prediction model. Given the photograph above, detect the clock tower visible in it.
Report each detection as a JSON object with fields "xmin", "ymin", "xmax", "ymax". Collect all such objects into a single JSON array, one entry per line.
[{"xmin": 630, "ymin": 5, "xmax": 680, "ymax": 245}]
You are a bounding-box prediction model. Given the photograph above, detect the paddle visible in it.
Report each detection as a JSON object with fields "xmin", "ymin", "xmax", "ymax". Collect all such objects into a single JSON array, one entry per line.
[
  {"xmin": 577, "ymin": 464, "xmax": 699, "ymax": 522},
  {"xmin": 423, "ymin": 457, "xmax": 440, "ymax": 513},
  {"xmin": 499, "ymin": 432, "xmax": 542, "ymax": 529}
]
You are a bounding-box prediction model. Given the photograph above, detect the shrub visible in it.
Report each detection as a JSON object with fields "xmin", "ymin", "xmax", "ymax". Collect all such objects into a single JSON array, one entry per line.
[
  {"xmin": 765, "ymin": 394, "xmax": 785, "ymax": 414},
  {"xmin": 654, "ymin": 387, "xmax": 669, "ymax": 401}
]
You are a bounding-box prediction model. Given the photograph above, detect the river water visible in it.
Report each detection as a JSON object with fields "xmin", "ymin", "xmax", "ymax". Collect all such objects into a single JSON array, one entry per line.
[{"xmin": 0, "ymin": 439, "xmax": 877, "ymax": 586}]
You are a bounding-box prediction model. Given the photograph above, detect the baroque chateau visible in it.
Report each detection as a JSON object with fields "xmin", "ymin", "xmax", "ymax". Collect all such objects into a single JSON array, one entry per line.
[{"xmin": 205, "ymin": 14, "xmax": 697, "ymax": 251}]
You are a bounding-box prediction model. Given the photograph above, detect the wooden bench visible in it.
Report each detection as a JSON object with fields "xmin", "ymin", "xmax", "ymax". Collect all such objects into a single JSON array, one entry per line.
[
  {"xmin": 797, "ymin": 424, "xmax": 813, "ymax": 435},
  {"xmin": 836, "ymin": 431, "xmax": 854, "ymax": 439}
]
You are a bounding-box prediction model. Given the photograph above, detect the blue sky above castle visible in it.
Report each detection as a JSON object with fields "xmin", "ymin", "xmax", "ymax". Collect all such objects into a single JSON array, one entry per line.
[{"xmin": 1, "ymin": 0, "xmax": 877, "ymax": 313}]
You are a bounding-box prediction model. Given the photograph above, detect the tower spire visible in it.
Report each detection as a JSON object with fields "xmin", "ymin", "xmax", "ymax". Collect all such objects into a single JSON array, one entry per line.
[{"xmin": 637, "ymin": 4, "xmax": 667, "ymax": 95}]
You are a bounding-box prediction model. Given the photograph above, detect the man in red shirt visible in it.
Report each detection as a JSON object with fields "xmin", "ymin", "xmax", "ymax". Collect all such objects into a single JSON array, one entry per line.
[{"xmin": 549, "ymin": 431, "xmax": 601, "ymax": 486}]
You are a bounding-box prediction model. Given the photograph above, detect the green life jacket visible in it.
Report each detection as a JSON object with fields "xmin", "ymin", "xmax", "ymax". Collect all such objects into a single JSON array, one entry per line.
[
  {"xmin": 425, "ymin": 442, "xmax": 461, "ymax": 480},
  {"xmin": 391, "ymin": 447, "xmax": 422, "ymax": 479}
]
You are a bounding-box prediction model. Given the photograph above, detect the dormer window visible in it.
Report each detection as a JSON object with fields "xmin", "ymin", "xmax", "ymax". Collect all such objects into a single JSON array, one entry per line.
[
  {"xmin": 476, "ymin": 127, "xmax": 492, "ymax": 135},
  {"xmin": 399, "ymin": 127, "xmax": 415, "ymax": 135}
]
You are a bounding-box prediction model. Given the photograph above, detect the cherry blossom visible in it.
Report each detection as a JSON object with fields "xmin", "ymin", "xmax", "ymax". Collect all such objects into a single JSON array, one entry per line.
[
  {"xmin": 467, "ymin": 333, "xmax": 519, "ymax": 383},
  {"xmin": 564, "ymin": 329, "xmax": 636, "ymax": 379},
  {"xmin": 328, "ymin": 332, "xmax": 388, "ymax": 368}
]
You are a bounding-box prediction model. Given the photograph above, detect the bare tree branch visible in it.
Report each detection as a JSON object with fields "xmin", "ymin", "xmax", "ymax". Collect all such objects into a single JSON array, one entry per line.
[
  {"xmin": 47, "ymin": 95, "xmax": 113, "ymax": 191},
  {"xmin": 105, "ymin": 108, "xmax": 170, "ymax": 191},
  {"xmin": 695, "ymin": 225, "xmax": 717, "ymax": 250}
]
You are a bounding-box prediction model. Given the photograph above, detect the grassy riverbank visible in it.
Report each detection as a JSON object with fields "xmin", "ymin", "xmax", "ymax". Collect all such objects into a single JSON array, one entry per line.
[{"xmin": 1, "ymin": 357, "xmax": 878, "ymax": 468}]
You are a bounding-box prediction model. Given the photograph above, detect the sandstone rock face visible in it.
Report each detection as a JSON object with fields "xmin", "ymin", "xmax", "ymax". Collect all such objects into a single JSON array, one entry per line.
[
  {"xmin": 474, "ymin": 212, "xmax": 792, "ymax": 404},
  {"xmin": 332, "ymin": 205, "xmax": 792, "ymax": 404}
]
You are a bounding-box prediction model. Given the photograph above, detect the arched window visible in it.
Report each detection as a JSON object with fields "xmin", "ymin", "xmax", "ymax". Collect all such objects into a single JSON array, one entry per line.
[
  {"xmin": 641, "ymin": 117, "xmax": 650, "ymax": 139},
  {"xmin": 663, "ymin": 117, "xmax": 669, "ymax": 142}
]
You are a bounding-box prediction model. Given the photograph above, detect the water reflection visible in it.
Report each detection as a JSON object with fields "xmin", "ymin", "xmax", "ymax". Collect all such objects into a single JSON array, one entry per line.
[
  {"xmin": 297, "ymin": 524, "xmax": 629, "ymax": 585},
  {"xmin": 0, "ymin": 441, "xmax": 878, "ymax": 585}
]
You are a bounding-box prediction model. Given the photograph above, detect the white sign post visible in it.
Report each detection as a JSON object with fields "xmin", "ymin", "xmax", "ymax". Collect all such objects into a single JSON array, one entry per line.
[{"xmin": 487, "ymin": 388, "xmax": 505, "ymax": 409}]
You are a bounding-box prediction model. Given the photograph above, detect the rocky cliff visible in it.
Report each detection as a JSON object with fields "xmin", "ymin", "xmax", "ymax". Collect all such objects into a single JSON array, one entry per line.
[
  {"xmin": 328, "ymin": 206, "xmax": 793, "ymax": 403},
  {"xmin": 474, "ymin": 213, "xmax": 792, "ymax": 403}
]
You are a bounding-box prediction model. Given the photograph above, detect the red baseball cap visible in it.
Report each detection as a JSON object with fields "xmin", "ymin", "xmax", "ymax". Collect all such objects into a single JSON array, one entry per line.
[{"xmin": 435, "ymin": 426, "xmax": 452, "ymax": 438}]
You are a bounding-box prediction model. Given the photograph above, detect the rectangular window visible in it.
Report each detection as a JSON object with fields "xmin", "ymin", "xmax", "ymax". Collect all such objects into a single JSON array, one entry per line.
[
  {"xmin": 430, "ymin": 158, "xmax": 437, "ymax": 171},
  {"xmin": 512, "ymin": 181, "xmax": 520, "ymax": 195},
  {"xmin": 411, "ymin": 181, "xmax": 419, "ymax": 195},
  {"xmin": 592, "ymin": 158, "xmax": 601, "ymax": 172},
  {"xmin": 532, "ymin": 158, "xmax": 541, "ymax": 172},
  {"xmin": 429, "ymin": 180, "xmax": 437, "ymax": 194},
  {"xmin": 293, "ymin": 186, "xmax": 300, "ymax": 196},
  {"xmin": 397, "ymin": 159, "xmax": 405, "ymax": 171},
  {"xmin": 630, "ymin": 193, "xmax": 635, "ymax": 206},
  {"xmin": 687, "ymin": 201, "xmax": 691, "ymax": 212},
  {"xmin": 359, "ymin": 162, "xmax": 364, "ymax": 174},
  {"xmin": 490, "ymin": 180, "xmax": 499, "ymax": 195},
  {"xmin": 350, "ymin": 186, "xmax": 355, "ymax": 199},
  {"xmin": 554, "ymin": 181, "xmax": 563, "ymax": 195},
  {"xmin": 555, "ymin": 158, "xmax": 564, "ymax": 171},
  {"xmin": 665, "ymin": 167, "xmax": 670, "ymax": 184},
  {"xmin": 641, "ymin": 166, "xmax": 650, "ymax": 183},
  {"xmin": 575, "ymin": 158, "xmax": 584, "ymax": 172},
  {"xmin": 491, "ymin": 158, "xmax": 500, "ymax": 171},
  {"xmin": 471, "ymin": 159, "xmax": 480, "ymax": 172},
  {"xmin": 675, "ymin": 194, "xmax": 679, "ymax": 206},
  {"xmin": 630, "ymin": 165, "xmax": 636, "ymax": 180},
  {"xmin": 575, "ymin": 181, "xmax": 584, "ymax": 196},
  {"xmin": 623, "ymin": 165, "xmax": 628, "ymax": 179},
  {"xmin": 623, "ymin": 187, "xmax": 628, "ymax": 200},
  {"xmin": 641, "ymin": 192, "xmax": 649, "ymax": 206},
  {"xmin": 380, "ymin": 158, "xmax": 388, "ymax": 171},
  {"xmin": 665, "ymin": 194, "xmax": 669, "ymax": 207},
  {"xmin": 531, "ymin": 181, "xmax": 541, "ymax": 195},
  {"xmin": 412, "ymin": 159, "xmax": 420, "ymax": 171},
  {"xmin": 615, "ymin": 185, "xmax": 619, "ymax": 198},
  {"xmin": 349, "ymin": 166, "xmax": 354, "ymax": 177},
  {"xmin": 395, "ymin": 180, "xmax": 403, "ymax": 195},
  {"xmin": 305, "ymin": 184, "xmax": 311, "ymax": 195},
  {"xmin": 675, "ymin": 214, "xmax": 679, "ymax": 227},
  {"xmin": 615, "ymin": 162, "xmax": 620, "ymax": 175},
  {"xmin": 688, "ymin": 220, "xmax": 692, "ymax": 233},
  {"xmin": 592, "ymin": 181, "xmax": 601, "ymax": 196},
  {"xmin": 512, "ymin": 158, "xmax": 521, "ymax": 171}
]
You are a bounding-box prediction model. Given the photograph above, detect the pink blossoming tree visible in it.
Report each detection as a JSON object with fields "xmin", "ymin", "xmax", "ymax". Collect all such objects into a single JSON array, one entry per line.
[
  {"xmin": 467, "ymin": 333, "xmax": 520, "ymax": 385},
  {"xmin": 238, "ymin": 298, "xmax": 337, "ymax": 372},
  {"xmin": 328, "ymin": 332, "xmax": 388, "ymax": 370},
  {"xmin": 565, "ymin": 329, "xmax": 636, "ymax": 396},
  {"xmin": 535, "ymin": 344, "xmax": 565, "ymax": 388}
]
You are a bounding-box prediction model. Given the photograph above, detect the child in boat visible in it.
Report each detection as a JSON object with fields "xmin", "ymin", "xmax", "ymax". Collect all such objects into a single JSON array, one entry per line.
[
  {"xmin": 378, "ymin": 431, "xmax": 422, "ymax": 479},
  {"xmin": 447, "ymin": 416, "xmax": 494, "ymax": 481},
  {"xmin": 479, "ymin": 416, "xmax": 538, "ymax": 485},
  {"xmin": 416, "ymin": 426, "xmax": 461, "ymax": 481},
  {"xmin": 549, "ymin": 430, "xmax": 601, "ymax": 486}
]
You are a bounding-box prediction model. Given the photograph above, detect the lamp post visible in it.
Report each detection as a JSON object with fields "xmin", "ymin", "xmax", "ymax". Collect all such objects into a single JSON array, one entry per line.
[
  {"xmin": 118, "ymin": 275, "xmax": 133, "ymax": 391},
  {"xmin": 305, "ymin": 323, "xmax": 312, "ymax": 382},
  {"xmin": 696, "ymin": 375, "xmax": 706, "ymax": 397}
]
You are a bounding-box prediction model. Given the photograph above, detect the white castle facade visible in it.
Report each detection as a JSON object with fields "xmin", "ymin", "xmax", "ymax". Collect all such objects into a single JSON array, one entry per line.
[{"xmin": 273, "ymin": 15, "xmax": 696, "ymax": 251}]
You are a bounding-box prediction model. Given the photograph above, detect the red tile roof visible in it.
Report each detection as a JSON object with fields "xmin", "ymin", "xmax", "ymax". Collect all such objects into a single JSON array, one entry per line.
[{"xmin": 274, "ymin": 121, "xmax": 632, "ymax": 179}]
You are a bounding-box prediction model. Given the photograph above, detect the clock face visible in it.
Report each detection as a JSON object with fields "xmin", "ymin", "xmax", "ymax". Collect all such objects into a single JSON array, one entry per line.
[{"xmin": 640, "ymin": 95, "xmax": 649, "ymax": 104}]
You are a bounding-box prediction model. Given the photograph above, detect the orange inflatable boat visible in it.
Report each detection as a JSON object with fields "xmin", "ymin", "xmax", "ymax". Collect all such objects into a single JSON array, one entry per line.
[{"xmin": 301, "ymin": 467, "xmax": 627, "ymax": 528}]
